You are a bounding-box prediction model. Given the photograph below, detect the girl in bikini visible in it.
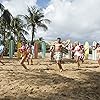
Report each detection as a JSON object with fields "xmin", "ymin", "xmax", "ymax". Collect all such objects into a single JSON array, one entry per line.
[{"xmin": 19, "ymin": 42, "xmax": 29, "ymax": 70}]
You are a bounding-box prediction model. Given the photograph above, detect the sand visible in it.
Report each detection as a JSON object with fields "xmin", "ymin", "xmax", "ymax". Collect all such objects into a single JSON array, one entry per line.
[{"xmin": 0, "ymin": 56, "xmax": 100, "ymax": 100}]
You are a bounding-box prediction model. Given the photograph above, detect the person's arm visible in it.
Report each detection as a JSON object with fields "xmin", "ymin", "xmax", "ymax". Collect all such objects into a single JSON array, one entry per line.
[
  {"xmin": 2, "ymin": 46, "xmax": 5, "ymax": 55},
  {"xmin": 49, "ymin": 46, "xmax": 53, "ymax": 52},
  {"xmin": 91, "ymin": 46, "xmax": 97, "ymax": 50}
]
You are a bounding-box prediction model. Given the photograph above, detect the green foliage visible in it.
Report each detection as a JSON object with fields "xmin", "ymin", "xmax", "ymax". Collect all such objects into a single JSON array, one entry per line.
[
  {"xmin": 0, "ymin": 4, "xmax": 51, "ymax": 54},
  {"xmin": 21, "ymin": 6, "xmax": 51, "ymax": 42},
  {"xmin": 34, "ymin": 39, "xmax": 50, "ymax": 52},
  {"xmin": 0, "ymin": 3, "xmax": 5, "ymax": 12}
]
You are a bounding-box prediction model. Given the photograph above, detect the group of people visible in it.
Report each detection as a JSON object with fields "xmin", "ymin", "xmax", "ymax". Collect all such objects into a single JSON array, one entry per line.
[
  {"xmin": 50, "ymin": 38, "xmax": 100, "ymax": 72},
  {"xmin": 0, "ymin": 38, "xmax": 100, "ymax": 72},
  {"xmin": 19, "ymin": 42, "xmax": 34, "ymax": 70},
  {"xmin": 50, "ymin": 38, "xmax": 84, "ymax": 71},
  {"xmin": 0, "ymin": 41, "xmax": 35, "ymax": 70}
]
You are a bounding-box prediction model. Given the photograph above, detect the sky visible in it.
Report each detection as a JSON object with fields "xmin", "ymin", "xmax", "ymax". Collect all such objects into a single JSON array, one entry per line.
[
  {"xmin": 37, "ymin": 0, "xmax": 50, "ymax": 8},
  {"xmin": 0, "ymin": 0, "xmax": 100, "ymax": 43}
]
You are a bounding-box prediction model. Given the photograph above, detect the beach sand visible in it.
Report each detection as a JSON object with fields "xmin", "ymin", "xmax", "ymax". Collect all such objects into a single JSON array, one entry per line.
[{"xmin": 0, "ymin": 55, "xmax": 100, "ymax": 100}]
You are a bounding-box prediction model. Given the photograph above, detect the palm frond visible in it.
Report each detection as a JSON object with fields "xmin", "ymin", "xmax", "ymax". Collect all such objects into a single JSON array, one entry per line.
[
  {"xmin": 28, "ymin": 7, "xmax": 33, "ymax": 17},
  {"xmin": 39, "ymin": 19, "xmax": 51, "ymax": 24},
  {"xmin": 37, "ymin": 23, "xmax": 48, "ymax": 31},
  {"xmin": 21, "ymin": 29, "xmax": 29, "ymax": 35},
  {"xmin": 1, "ymin": 10, "xmax": 12, "ymax": 26},
  {"xmin": 18, "ymin": 6, "xmax": 50, "ymax": 42},
  {"xmin": 0, "ymin": 3, "xmax": 4, "ymax": 12}
]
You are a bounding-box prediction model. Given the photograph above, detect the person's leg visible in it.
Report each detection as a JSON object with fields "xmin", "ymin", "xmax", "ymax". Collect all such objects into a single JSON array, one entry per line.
[
  {"xmin": 27, "ymin": 54, "xmax": 30, "ymax": 65},
  {"xmin": 57, "ymin": 60, "xmax": 63, "ymax": 72},
  {"xmin": 30, "ymin": 54, "xmax": 33, "ymax": 65},
  {"xmin": 98, "ymin": 59, "xmax": 100, "ymax": 66},
  {"xmin": 31, "ymin": 59, "xmax": 33, "ymax": 65},
  {"xmin": 81, "ymin": 56, "xmax": 84, "ymax": 63},
  {"xmin": 77, "ymin": 56, "xmax": 80, "ymax": 69},
  {"xmin": 56, "ymin": 52, "xmax": 63, "ymax": 71},
  {"xmin": 20, "ymin": 55, "xmax": 28, "ymax": 69},
  {"xmin": 52, "ymin": 52, "xmax": 55, "ymax": 61},
  {"xmin": 80, "ymin": 53, "xmax": 84, "ymax": 63},
  {"xmin": 75, "ymin": 56, "xmax": 80, "ymax": 69},
  {"xmin": 72, "ymin": 52, "xmax": 74, "ymax": 59},
  {"xmin": 51, "ymin": 53, "xmax": 54, "ymax": 61},
  {"xmin": 50, "ymin": 52, "xmax": 52, "ymax": 61},
  {"xmin": 0, "ymin": 54, "xmax": 5, "ymax": 65},
  {"xmin": 27, "ymin": 58, "xmax": 29, "ymax": 65},
  {"xmin": 0, "ymin": 60, "xmax": 5, "ymax": 65}
]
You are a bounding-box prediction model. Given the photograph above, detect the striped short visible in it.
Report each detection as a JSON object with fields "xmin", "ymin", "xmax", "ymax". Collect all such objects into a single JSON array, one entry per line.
[{"xmin": 54, "ymin": 52, "xmax": 63, "ymax": 61}]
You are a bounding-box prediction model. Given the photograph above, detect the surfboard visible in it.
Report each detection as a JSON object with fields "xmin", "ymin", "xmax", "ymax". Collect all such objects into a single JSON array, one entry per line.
[
  {"xmin": 68, "ymin": 43, "xmax": 72, "ymax": 59},
  {"xmin": 9, "ymin": 40, "xmax": 14, "ymax": 58},
  {"xmin": 17, "ymin": 41, "xmax": 21, "ymax": 59},
  {"xmin": 84, "ymin": 41, "xmax": 89, "ymax": 60},
  {"xmin": 0, "ymin": 45, "xmax": 4, "ymax": 55},
  {"xmin": 0, "ymin": 38, "xmax": 1, "ymax": 46},
  {"xmin": 41, "ymin": 41, "xmax": 46, "ymax": 58},
  {"xmin": 92, "ymin": 41, "xmax": 97, "ymax": 60},
  {"xmin": 34, "ymin": 42, "xmax": 38, "ymax": 59}
]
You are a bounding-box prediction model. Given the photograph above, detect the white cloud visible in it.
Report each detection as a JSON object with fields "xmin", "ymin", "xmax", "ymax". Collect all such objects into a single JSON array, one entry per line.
[
  {"xmin": 37, "ymin": 0, "xmax": 100, "ymax": 42},
  {"xmin": 2, "ymin": 0, "xmax": 37, "ymax": 16},
  {"xmin": 1, "ymin": 0, "xmax": 100, "ymax": 42},
  {"xmin": 1, "ymin": 0, "xmax": 37, "ymax": 41}
]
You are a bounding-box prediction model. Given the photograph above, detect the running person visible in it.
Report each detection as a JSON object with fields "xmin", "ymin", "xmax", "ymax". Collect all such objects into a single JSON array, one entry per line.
[
  {"xmin": 50, "ymin": 45, "xmax": 55, "ymax": 61},
  {"xmin": 19, "ymin": 42, "xmax": 29, "ymax": 70},
  {"xmin": 74, "ymin": 42, "xmax": 82, "ymax": 69},
  {"xmin": 79, "ymin": 44, "xmax": 85, "ymax": 63},
  {"xmin": 92, "ymin": 43, "xmax": 100, "ymax": 66},
  {"xmin": 54, "ymin": 38, "xmax": 63, "ymax": 72},
  {"xmin": 27, "ymin": 44, "xmax": 33, "ymax": 65}
]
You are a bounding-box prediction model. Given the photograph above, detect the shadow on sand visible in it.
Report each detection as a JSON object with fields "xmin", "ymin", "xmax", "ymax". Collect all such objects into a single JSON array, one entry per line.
[{"xmin": 0, "ymin": 69, "xmax": 100, "ymax": 100}]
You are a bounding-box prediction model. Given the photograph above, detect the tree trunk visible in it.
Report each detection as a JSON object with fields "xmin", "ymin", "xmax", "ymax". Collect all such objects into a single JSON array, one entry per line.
[
  {"xmin": 3, "ymin": 31, "xmax": 6, "ymax": 44},
  {"xmin": 31, "ymin": 25, "xmax": 35, "ymax": 43}
]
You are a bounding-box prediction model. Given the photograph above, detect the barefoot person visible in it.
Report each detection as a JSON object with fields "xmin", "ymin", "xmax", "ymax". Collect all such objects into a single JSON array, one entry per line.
[
  {"xmin": 79, "ymin": 44, "xmax": 85, "ymax": 63},
  {"xmin": 74, "ymin": 42, "xmax": 82, "ymax": 69},
  {"xmin": 71, "ymin": 43, "xmax": 75, "ymax": 59},
  {"xmin": 50, "ymin": 45, "xmax": 55, "ymax": 61},
  {"xmin": 54, "ymin": 38, "xmax": 63, "ymax": 72},
  {"xmin": 96, "ymin": 43, "xmax": 100, "ymax": 66},
  {"xmin": 0, "ymin": 44, "xmax": 5, "ymax": 65},
  {"xmin": 19, "ymin": 42, "xmax": 29, "ymax": 70},
  {"xmin": 92, "ymin": 43, "xmax": 100, "ymax": 66},
  {"xmin": 27, "ymin": 43, "xmax": 33, "ymax": 65}
]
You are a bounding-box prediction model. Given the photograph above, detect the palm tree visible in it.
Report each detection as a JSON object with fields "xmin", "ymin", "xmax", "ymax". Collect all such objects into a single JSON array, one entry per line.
[
  {"xmin": 0, "ymin": 3, "xmax": 12, "ymax": 29},
  {"xmin": 0, "ymin": 3, "xmax": 5, "ymax": 41},
  {"xmin": 0, "ymin": 3, "xmax": 13, "ymax": 42},
  {"xmin": 0, "ymin": 10, "xmax": 12, "ymax": 43},
  {"xmin": 1, "ymin": 9, "xmax": 12, "ymax": 27},
  {"xmin": 21, "ymin": 6, "xmax": 51, "ymax": 43},
  {"xmin": 0, "ymin": 18, "xmax": 6, "ymax": 41},
  {"xmin": 10, "ymin": 16, "xmax": 29, "ymax": 42},
  {"xmin": 0, "ymin": 3, "xmax": 5, "ymax": 15}
]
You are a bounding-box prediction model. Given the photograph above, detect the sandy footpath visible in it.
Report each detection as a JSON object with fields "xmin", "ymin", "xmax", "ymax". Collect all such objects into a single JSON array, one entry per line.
[{"xmin": 0, "ymin": 56, "xmax": 100, "ymax": 100}]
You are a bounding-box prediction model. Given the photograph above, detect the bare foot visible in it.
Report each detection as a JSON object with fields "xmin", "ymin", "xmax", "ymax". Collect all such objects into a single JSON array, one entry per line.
[{"xmin": 60, "ymin": 69, "xmax": 63, "ymax": 72}]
